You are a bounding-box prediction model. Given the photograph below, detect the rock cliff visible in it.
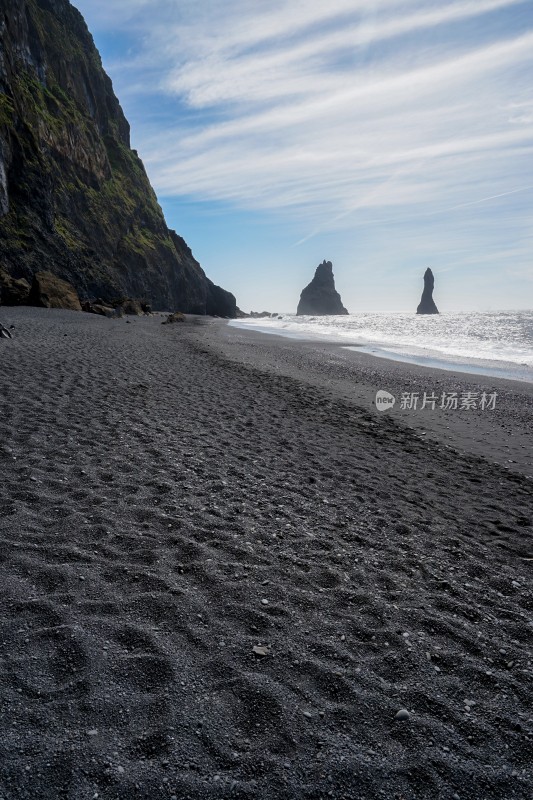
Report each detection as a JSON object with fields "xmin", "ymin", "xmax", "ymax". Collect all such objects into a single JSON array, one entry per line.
[
  {"xmin": 297, "ymin": 260, "xmax": 348, "ymax": 316},
  {"xmin": 416, "ymin": 268, "xmax": 439, "ymax": 315},
  {"xmin": 0, "ymin": 0, "xmax": 237, "ymax": 315}
]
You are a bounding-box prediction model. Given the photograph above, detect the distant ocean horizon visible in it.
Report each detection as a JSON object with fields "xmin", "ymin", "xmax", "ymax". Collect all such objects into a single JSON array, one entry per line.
[{"xmin": 230, "ymin": 310, "xmax": 533, "ymax": 383}]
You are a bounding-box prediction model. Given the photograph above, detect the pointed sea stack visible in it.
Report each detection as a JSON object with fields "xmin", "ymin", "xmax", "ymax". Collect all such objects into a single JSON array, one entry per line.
[
  {"xmin": 416, "ymin": 268, "xmax": 439, "ymax": 314},
  {"xmin": 297, "ymin": 261, "xmax": 348, "ymax": 316}
]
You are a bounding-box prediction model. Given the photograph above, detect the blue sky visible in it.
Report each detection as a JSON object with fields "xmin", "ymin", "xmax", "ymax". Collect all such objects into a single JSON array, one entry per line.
[{"xmin": 74, "ymin": 0, "xmax": 533, "ymax": 313}]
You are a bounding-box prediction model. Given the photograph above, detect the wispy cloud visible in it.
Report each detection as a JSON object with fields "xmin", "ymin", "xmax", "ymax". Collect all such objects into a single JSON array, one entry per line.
[
  {"xmin": 75, "ymin": 0, "xmax": 533, "ymax": 249},
  {"xmin": 162, "ymin": 0, "xmax": 530, "ymax": 108},
  {"xmin": 75, "ymin": 0, "xmax": 154, "ymax": 29}
]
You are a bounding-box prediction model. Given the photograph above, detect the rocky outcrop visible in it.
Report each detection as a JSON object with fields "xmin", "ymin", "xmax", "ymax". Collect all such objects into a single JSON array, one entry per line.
[
  {"xmin": 0, "ymin": 0, "xmax": 237, "ymax": 316},
  {"xmin": 0, "ymin": 267, "xmax": 30, "ymax": 304},
  {"xmin": 81, "ymin": 300, "xmax": 116, "ymax": 318},
  {"xmin": 115, "ymin": 298, "xmax": 144, "ymax": 316},
  {"xmin": 162, "ymin": 312, "xmax": 186, "ymax": 324},
  {"xmin": 417, "ymin": 268, "xmax": 439, "ymax": 314},
  {"xmin": 297, "ymin": 261, "xmax": 348, "ymax": 316},
  {"xmin": 159, "ymin": 231, "xmax": 234, "ymax": 317},
  {"xmin": 206, "ymin": 280, "xmax": 237, "ymax": 318},
  {"xmin": 29, "ymin": 270, "xmax": 81, "ymax": 310}
]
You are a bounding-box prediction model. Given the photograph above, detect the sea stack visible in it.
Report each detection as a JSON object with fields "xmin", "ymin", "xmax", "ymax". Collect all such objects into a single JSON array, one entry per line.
[
  {"xmin": 297, "ymin": 261, "xmax": 348, "ymax": 316},
  {"xmin": 416, "ymin": 268, "xmax": 439, "ymax": 314}
]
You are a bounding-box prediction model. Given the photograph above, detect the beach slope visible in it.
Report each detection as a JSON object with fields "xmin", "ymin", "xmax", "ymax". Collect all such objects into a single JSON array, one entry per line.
[{"xmin": 0, "ymin": 309, "xmax": 531, "ymax": 799}]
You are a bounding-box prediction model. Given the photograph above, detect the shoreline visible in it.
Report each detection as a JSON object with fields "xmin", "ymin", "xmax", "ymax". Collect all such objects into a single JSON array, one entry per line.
[
  {"xmin": 0, "ymin": 308, "xmax": 531, "ymax": 799},
  {"xmin": 228, "ymin": 318, "xmax": 533, "ymax": 385},
  {"xmin": 221, "ymin": 319, "xmax": 533, "ymax": 478}
]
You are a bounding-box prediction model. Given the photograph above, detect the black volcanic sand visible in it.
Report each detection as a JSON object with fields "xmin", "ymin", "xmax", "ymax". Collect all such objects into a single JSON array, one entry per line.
[{"xmin": 0, "ymin": 308, "xmax": 531, "ymax": 800}]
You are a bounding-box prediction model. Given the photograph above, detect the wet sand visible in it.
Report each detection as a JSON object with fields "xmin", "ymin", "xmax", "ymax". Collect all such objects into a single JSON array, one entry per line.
[{"xmin": 0, "ymin": 308, "xmax": 531, "ymax": 799}]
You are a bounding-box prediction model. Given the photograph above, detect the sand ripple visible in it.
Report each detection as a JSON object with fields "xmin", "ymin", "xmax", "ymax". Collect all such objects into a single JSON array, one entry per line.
[{"xmin": 0, "ymin": 308, "xmax": 531, "ymax": 799}]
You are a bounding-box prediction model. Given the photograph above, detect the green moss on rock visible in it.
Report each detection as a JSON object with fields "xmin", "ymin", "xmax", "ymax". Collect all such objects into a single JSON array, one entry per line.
[
  {"xmin": 0, "ymin": 93, "xmax": 15, "ymax": 127},
  {"xmin": 0, "ymin": 0, "xmax": 237, "ymax": 315}
]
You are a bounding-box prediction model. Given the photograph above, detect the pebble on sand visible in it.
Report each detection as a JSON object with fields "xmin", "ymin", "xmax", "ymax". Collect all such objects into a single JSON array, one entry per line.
[
  {"xmin": 394, "ymin": 709, "xmax": 410, "ymax": 721},
  {"xmin": 253, "ymin": 645, "xmax": 271, "ymax": 657}
]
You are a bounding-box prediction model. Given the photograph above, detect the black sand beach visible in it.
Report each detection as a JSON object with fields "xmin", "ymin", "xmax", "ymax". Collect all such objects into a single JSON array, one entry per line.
[{"xmin": 0, "ymin": 308, "xmax": 531, "ymax": 800}]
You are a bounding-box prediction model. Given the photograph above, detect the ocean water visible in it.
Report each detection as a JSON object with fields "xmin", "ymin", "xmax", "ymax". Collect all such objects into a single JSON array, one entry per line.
[{"xmin": 230, "ymin": 311, "xmax": 533, "ymax": 383}]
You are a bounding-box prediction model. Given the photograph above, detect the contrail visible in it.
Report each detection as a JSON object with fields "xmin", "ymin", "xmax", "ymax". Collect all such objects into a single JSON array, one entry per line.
[
  {"xmin": 294, "ymin": 183, "xmax": 533, "ymax": 245},
  {"xmin": 425, "ymin": 184, "xmax": 533, "ymax": 215},
  {"xmin": 293, "ymin": 162, "xmax": 420, "ymax": 247}
]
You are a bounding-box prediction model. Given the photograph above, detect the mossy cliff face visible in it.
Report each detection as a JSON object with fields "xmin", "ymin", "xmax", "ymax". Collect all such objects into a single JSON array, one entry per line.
[{"xmin": 0, "ymin": 0, "xmax": 237, "ymax": 314}]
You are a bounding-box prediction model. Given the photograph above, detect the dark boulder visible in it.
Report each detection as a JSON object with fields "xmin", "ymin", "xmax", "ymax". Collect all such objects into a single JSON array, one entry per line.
[
  {"xmin": 0, "ymin": 323, "xmax": 13, "ymax": 339},
  {"xmin": 116, "ymin": 298, "xmax": 144, "ymax": 316},
  {"xmin": 81, "ymin": 300, "xmax": 116, "ymax": 317},
  {"xmin": 0, "ymin": 268, "xmax": 30, "ymax": 305},
  {"xmin": 162, "ymin": 312, "xmax": 186, "ymax": 324},
  {"xmin": 417, "ymin": 268, "xmax": 439, "ymax": 314},
  {"xmin": 29, "ymin": 271, "xmax": 82, "ymax": 311},
  {"xmin": 297, "ymin": 261, "xmax": 348, "ymax": 316}
]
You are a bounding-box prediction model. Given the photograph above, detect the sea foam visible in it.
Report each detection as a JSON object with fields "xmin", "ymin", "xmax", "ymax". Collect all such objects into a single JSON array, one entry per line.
[{"xmin": 230, "ymin": 310, "xmax": 533, "ymax": 382}]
